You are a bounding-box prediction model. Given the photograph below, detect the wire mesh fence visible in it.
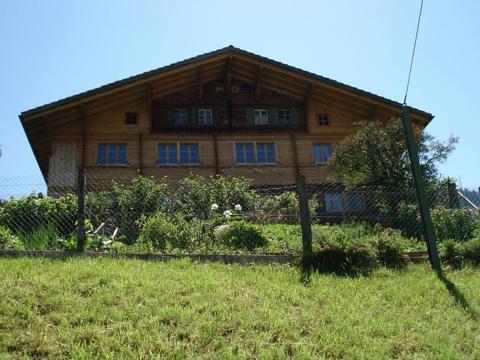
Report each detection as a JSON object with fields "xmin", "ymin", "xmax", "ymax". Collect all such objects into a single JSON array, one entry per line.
[{"xmin": 0, "ymin": 171, "xmax": 478, "ymax": 255}]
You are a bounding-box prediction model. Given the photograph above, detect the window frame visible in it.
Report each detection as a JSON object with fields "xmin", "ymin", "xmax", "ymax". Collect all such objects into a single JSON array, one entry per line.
[
  {"xmin": 125, "ymin": 112, "xmax": 138, "ymax": 125},
  {"xmin": 278, "ymin": 109, "xmax": 291, "ymax": 126},
  {"xmin": 173, "ymin": 109, "xmax": 188, "ymax": 126},
  {"xmin": 253, "ymin": 109, "xmax": 269, "ymax": 125},
  {"xmin": 156, "ymin": 142, "xmax": 201, "ymax": 166},
  {"xmin": 318, "ymin": 114, "xmax": 329, "ymax": 126},
  {"xmin": 313, "ymin": 143, "xmax": 332, "ymax": 165},
  {"xmin": 97, "ymin": 143, "xmax": 128, "ymax": 166},
  {"xmin": 198, "ymin": 108, "xmax": 213, "ymax": 126},
  {"xmin": 234, "ymin": 141, "xmax": 277, "ymax": 165}
]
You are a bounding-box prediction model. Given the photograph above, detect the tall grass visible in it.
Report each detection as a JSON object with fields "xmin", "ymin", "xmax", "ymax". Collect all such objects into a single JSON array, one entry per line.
[{"xmin": 17, "ymin": 224, "xmax": 62, "ymax": 250}]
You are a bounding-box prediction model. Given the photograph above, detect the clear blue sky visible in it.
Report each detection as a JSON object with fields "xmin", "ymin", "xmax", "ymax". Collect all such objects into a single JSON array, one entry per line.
[{"xmin": 0, "ymin": 0, "xmax": 478, "ymax": 188}]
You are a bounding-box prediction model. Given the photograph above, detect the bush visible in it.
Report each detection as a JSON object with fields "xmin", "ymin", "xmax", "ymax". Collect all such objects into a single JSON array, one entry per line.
[
  {"xmin": 175, "ymin": 175, "xmax": 257, "ymax": 220},
  {"xmin": 311, "ymin": 223, "xmax": 377, "ymax": 275},
  {"xmin": 431, "ymin": 207, "xmax": 475, "ymax": 242},
  {"xmin": 372, "ymin": 227, "xmax": 407, "ymax": 268},
  {"xmin": 440, "ymin": 239, "xmax": 464, "ymax": 268},
  {"xmin": 0, "ymin": 194, "xmax": 77, "ymax": 237},
  {"xmin": 17, "ymin": 224, "xmax": 62, "ymax": 250},
  {"xmin": 396, "ymin": 203, "xmax": 422, "ymax": 238},
  {"xmin": 0, "ymin": 226, "xmax": 23, "ymax": 250},
  {"xmin": 89, "ymin": 176, "xmax": 170, "ymax": 244},
  {"xmin": 215, "ymin": 221, "xmax": 267, "ymax": 251},
  {"xmin": 256, "ymin": 192, "xmax": 320, "ymax": 224},
  {"xmin": 462, "ymin": 237, "xmax": 480, "ymax": 265},
  {"xmin": 138, "ymin": 212, "xmax": 189, "ymax": 251}
]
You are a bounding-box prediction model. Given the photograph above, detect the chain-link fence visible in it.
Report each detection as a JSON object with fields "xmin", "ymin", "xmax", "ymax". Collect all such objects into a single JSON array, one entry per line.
[{"xmin": 0, "ymin": 171, "xmax": 478, "ymax": 256}]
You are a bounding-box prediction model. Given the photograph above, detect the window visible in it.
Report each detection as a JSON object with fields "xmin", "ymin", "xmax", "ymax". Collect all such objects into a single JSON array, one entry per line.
[
  {"xmin": 126, "ymin": 113, "xmax": 138, "ymax": 125},
  {"xmin": 235, "ymin": 143, "xmax": 255, "ymax": 164},
  {"xmin": 173, "ymin": 109, "xmax": 188, "ymax": 125},
  {"xmin": 254, "ymin": 109, "xmax": 268, "ymax": 125},
  {"xmin": 256, "ymin": 143, "xmax": 276, "ymax": 163},
  {"xmin": 180, "ymin": 143, "xmax": 200, "ymax": 164},
  {"xmin": 313, "ymin": 143, "xmax": 331, "ymax": 164},
  {"xmin": 157, "ymin": 143, "xmax": 200, "ymax": 165},
  {"xmin": 158, "ymin": 144, "xmax": 177, "ymax": 165},
  {"xmin": 198, "ymin": 109, "xmax": 213, "ymax": 126},
  {"xmin": 318, "ymin": 114, "xmax": 329, "ymax": 126},
  {"xmin": 235, "ymin": 142, "xmax": 276, "ymax": 164},
  {"xmin": 324, "ymin": 193, "xmax": 344, "ymax": 212},
  {"xmin": 278, "ymin": 109, "xmax": 291, "ymax": 125},
  {"xmin": 97, "ymin": 144, "xmax": 127, "ymax": 165}
]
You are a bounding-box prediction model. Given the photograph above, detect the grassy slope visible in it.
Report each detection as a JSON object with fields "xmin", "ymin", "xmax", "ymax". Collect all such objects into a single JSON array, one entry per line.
[{"xmin": 0, "ymin": 259, "xmax": 478, "ymax": 359}]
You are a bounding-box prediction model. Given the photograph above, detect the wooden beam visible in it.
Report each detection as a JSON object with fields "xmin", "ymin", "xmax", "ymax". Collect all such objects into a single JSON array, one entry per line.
[
  {"xmin": 197, "ymin": 65, "xmax": 204, "ymax": 101},
  {"xmin": 226, "ymin": 57, "xmax": 232, "ymax": 101},
  {"xmin": 254, "ymin": 65, "xmax": 262, "ymax": 102},
  {"xmin": 290, "ymin": 134, "xmax": 300, "ymax": 176},
  {"xmin": 138, "ymin": 133, "xmax": 143, "ymax": 175}
]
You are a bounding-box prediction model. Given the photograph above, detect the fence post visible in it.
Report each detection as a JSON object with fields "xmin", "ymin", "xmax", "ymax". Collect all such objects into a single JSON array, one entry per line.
[
  {"xmin": 401, "ymin": 106, "xmax": 441, "ymax": 273},
  {"xmin": 296, "ymin": 175, "xmax": 313, "ymax": 276},
  {"xmin": 76, "ymin": 168, "xmax": 86, "ymax": 252}
]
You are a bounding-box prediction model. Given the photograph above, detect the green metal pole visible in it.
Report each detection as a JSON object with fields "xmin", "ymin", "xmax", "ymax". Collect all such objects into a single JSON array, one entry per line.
[{"xmin": 400, "ymin": 106, "xmax": 441, "ymax": 273}]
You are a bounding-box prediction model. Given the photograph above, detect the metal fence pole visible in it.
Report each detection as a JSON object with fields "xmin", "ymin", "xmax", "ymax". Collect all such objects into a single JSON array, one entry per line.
[
  {"xmin": 296, "ymin": 175, "xmax": 313, "ymax": 275},
  {"xmin": 401, "ymin": 106, "xmax": 441, "ymax": 273},
  {"xmin": 446, "ymin": 180, "xmax": 460, "ymax": 209},
  {"xmin": 76, "ymin": 168, "xmax": 86, "ymax": 251}
]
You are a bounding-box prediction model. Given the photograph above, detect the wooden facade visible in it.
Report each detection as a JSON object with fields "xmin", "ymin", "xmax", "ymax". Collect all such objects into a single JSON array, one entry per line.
[{"xmin": 19, "ymin": 46, "xmax": 433, "ymax": 187}]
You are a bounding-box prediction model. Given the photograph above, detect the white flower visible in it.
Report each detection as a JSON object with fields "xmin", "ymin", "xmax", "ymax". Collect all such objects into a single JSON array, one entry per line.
[
  {"xmin": 214, "ymin": 224, "xmax": 230, "ymax": 235},
  {"xmin": 211, "ymin": 203, "xmax": 219, "ymax": 211},
  {"xmin": 223, "ymin": 210, "xmax": 232, "ymax": 218},
  {"xmin": 234, "ymin": 204, "xmax": 242, "ymax": 211}
]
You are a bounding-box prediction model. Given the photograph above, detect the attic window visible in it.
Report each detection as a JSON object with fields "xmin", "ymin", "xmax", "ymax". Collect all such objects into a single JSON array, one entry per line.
[
  {"xmin": 318, "ymin": 114, "xmax": 329, "ymax": 126},
  {"xmin": 126, "ymin": 113, "xmax": 138, "ymax": 125}
]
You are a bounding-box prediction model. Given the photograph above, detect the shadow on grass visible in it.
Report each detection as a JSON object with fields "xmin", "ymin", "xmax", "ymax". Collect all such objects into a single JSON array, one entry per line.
[{"xmin": 437, "ymin": 270, "xmax": 479, "ymax": 320}]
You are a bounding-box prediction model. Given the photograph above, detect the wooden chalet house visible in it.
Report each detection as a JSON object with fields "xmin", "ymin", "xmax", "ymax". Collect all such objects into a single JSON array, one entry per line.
[{"xmin": 20, "ymin": 46, "xmax": 433, "ymax": 197}]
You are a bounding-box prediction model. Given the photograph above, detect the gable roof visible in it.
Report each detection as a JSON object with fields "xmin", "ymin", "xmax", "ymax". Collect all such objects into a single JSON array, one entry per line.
[{"xmin": 20, "ymin": 45, "xmax": 433, "ymax": 121}]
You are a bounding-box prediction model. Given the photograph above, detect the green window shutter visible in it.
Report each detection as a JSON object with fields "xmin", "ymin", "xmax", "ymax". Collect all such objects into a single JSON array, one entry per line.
[
  {"xmin": 189, "ymin": 108, "xmax": 198, "ymax": 126},
  {"xmin": 291, "ymin": 108, "xmax": 299, "ymax": 125},
  {"xmin": 213, "ymin": 108, "xmax": 221, "ymax": 128},
  {"xmin": 245, "ymin": 107, "xmax": 254, "ymax": 126},
  {"xmin": 269, "ymin": 107, "xmax": 279, "ymax": 125}
]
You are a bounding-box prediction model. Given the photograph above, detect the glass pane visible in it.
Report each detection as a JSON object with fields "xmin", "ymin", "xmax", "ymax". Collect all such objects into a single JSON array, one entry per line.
[
  {"xmin": 236, "ymin": 144, "xmax": 245, "ymax": 163},
  {"xmin": 158, "ymin": 144, "xmax": 167, "ymax": 164},
  {"xmin": 108, "ymin": 145, "xmax": 117, "ymax": 164},
  {"xmin": 118, "ymin": 144, "xmax": 126, "ymax": 164},
  {"xmin": 97, "ymin": 144, "xmax": 106, "ymax": 164},
  {"xmin": 180, "ymin": 144, "xmax": 189, "ymax": 164},
  {"xmin": 168, "ymin": 144, "xmax": 177, "ymax": 164},
  {"xmin": 257, "ymin": 144, "xmax": 266, "ymax": 163},
  {"xmin": 267, "ymin": 143, "xmax": 276, "ymax": 163},
  {"xmin": 245, "ymin": 143, "xmax": 255, "ymax": 163},
  {"xmin": 190, "ymin": 144, "xmax": 199, "ymax": 164},
  {"xmin": 321, "ymin": 144, "xmax": 331, "ymax": 162},
  {"xmin": 313, "ymin": 144, "xmax": 321, "ymax": 163}
]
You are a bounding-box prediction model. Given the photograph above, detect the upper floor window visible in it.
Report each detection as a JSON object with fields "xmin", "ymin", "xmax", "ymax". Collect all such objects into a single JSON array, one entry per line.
[
  {"xmin": 97, "ymin": 143, "xmax": 127, "ymax": 165},
  {"xmin": 278, "ymin": 109, "xmax": 291, "ymax": 125},
  {"xmin": 254, "ymin": 109, "xmax": 268, "ymax": 125},
  {"xmin": 313, "ymin": 143, "xmax": 331, "ymax": 164},
  {"xmin": 235, "ymin": 142, "xmax": 276, "ymax": 164},
  {"xmin": 173, "ymin": 109, "xmax": 188, "ymax": 125},
  {"xmin": 318, "ymin": 114, "xmax": 329, "ymax": 126},
  {"xmin": 126, "ymin": 113, "xmax": 138, "ymax": 125},
  {"xmin": 158, "ymin": 143, "xmax": 200, "ymax": 165},
  {"xmin": 198, "ymin": 109, "xmax": 213, "ymax": 126}
]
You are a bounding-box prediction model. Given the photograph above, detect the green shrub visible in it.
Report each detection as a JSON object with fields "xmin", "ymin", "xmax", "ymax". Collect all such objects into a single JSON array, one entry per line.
[
  {"xmin": 256, "ymin": 192, "xmax": 320, "ymax": 224},
  {"xmin": 88, "ymin": 176, "xmax": 170, "ymax": 244},
  {"xmin": 138, "ymin": 212, "xmax": 189, "ymax": 251},
  {"xmin": 311, "ymin": 223, "xmax": 377, "ymax": 275},
  {"xmin": 17, "ymin": 224, "xmax": 62, "ymax": 250},
  {"xmin": 175, "ymin": 175, "xmax": 257, "ymax": 220},
  {"xmin": 0, "ymin": 226, "xmax": 23, "ymax": 250},
  {"xmin": 0, "ymin": 194, "xmax": 77, "ymax": 237},
  {"xmin": 440, "ymin": 239, "xmax": 464, "ymax": 268},
  {"xmin": 431, "ymin": 207, "xmax": 475, "ymax": 242},
  {"xmin": 372, "ymin": 227, "xmax": 407, "ymax": 268},
  {"xmin": 396, "ymin": 203, "xmax": 422, "ymax": 238},
  {"xmin": 462, "ymin": 237, "xmax": 480, "ymax": 265},
  {"xmin": 215, "ymin": 221, "xmax": 267, "ymax": 251}
]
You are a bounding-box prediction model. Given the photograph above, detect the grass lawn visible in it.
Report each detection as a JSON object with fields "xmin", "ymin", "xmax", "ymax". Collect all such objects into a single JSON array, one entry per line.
[{"xmin": 0, "ymin": 258, "xmax": 478, "ymax": 359}]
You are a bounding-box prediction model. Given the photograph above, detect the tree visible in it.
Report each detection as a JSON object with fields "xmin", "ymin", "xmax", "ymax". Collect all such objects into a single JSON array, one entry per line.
[{"xmin": 327, "ymin": 120, "xmax": 458, "ymax": 188}]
